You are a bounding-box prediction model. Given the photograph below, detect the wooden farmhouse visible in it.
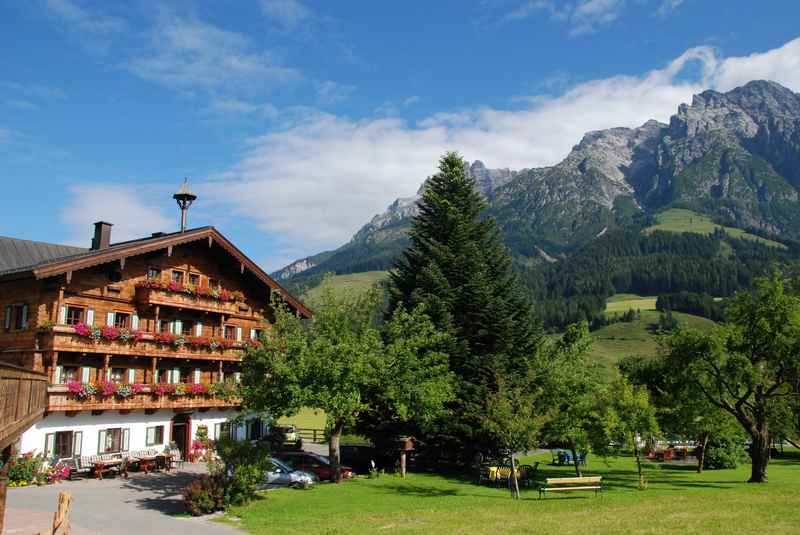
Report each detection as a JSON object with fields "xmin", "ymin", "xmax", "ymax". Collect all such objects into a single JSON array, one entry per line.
[{"xmin": 0, "ymin": 185, "xmax": 311, "ymax": 461}]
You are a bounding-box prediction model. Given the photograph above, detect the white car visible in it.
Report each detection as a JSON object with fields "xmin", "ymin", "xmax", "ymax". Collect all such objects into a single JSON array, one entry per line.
[{"xmin": 262, "ymin": 458, "xmax": 318, "ymax": 489}]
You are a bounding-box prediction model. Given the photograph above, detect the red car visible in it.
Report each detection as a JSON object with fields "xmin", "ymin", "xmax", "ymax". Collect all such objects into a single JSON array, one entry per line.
[{"xmin": 274, "ymin": 451, "xmax": 355, "ymax": 481}]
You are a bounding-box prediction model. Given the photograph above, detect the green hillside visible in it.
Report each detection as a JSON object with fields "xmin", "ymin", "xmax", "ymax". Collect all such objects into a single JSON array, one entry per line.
[
  {"xmin": 645, "ymin": 208, "xmax": 786, "ymax": 249},
  {"xmin": 588, "ymin": 306, "xmax": 716, "ymax": 380},
  {"xmin": 301, "ymin": 271, "xmax": 388, "ymax": 303}
]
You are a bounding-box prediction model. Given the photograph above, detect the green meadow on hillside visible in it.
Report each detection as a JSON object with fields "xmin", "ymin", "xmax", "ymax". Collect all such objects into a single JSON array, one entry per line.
[
  {"xmin": 589, "ymin": 296, "xmax": 716, "ymax": 379},
  {"xmin": 222, "ymin": 450, "xmax": 800, "ymax": 535},
  {"xmin": 301, "ymin": 271, "xmax": 388, "ymax": 303},
  {"xmin": 644, "ymin": 208, "xmax": 786, "ymax": 249}
]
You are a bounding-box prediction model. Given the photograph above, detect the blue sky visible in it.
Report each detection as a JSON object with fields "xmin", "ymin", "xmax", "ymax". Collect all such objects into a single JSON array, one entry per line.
[{"xmin": 2, "ymin": 1, "xmax": 800, "ymax": 271}]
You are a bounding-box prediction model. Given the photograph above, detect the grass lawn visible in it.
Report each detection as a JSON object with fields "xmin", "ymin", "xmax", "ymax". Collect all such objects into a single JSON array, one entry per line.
[
  {"xmin": 221, "ymin": 450, "xmax": 800, "ymax": 534},
  {"xmin": 588, "ymin": 309, "xmax": 715, "ymax": 380},
  {"xmin": 644, "ymin": 208, "xmax": 786, "ymax": 249},
  {"xmin": 277, "ymin": 407, "xmax": 326, "ymax": 429}
]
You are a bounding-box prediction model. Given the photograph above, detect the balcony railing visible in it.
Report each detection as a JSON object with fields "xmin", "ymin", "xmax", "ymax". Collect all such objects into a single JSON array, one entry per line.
[
  {"xmin": 47, "ymin": 384, "xmax": 240, "ymax": 412},
  {"xmin": 38, "ymin": 326, "xmax": 251, "ymax": 362},
  {"xmin": 0, "ymin": 363, "xmax": 48, "ymax": 450},
  {"xmin": 136, "ymin": 286, "xmax": 248, "ymax": 315}
]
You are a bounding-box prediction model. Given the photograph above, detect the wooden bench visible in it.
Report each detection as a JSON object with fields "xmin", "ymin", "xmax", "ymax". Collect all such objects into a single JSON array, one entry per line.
[{"xmin": 538, "ymin": 476, "xmax": 602, "ymax": 498}]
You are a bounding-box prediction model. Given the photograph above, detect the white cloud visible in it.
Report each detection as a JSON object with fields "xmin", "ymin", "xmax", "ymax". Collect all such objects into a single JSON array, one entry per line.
[
  {"xmin": 712, "ymin": 38, "xmax": 800, "ymax": 92},
  {"xmin": 315, "ymin": 80, "xmax": 356, "ymax": 105},
  {"xmin": 499, "ymin": 0, "xmax": 624, "ymax": 36},
  {"xmin": 60, "ymin": 185, "xmax": 174, "ymax": 245},
  {"xmin": 656, "ymin": 0, "xmax": 683, "ymax": 17},
  {"xmin": 260, "ymin": 0, "xmax": 313, "ymax": 28},
  {"xmin": 202, "ymin": 98, "xmax": 280, "ymax": 119},
  {"xmin": 203, "ymin": 38, "xmax": 800, "ymax": 270},
  {"xmin": 5, "ymin": 99, "xmax": 39, "ymax": 111},
  {"xmin": 42, "ymin": 0, "xmax": 126, "ymax": 35},
  {"xmin": 128, "ymin": 18, "xmax": 301, "ymax": 93}
]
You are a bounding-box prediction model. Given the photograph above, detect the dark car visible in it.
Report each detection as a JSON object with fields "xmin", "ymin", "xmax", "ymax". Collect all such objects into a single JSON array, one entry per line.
[
  {"xmin": 339, "ymin": 444, "xmax": 378, "ymax": 474},
  {"xmin": 273, "ymin": 451, "xmax": 355, "ymax": 481}
]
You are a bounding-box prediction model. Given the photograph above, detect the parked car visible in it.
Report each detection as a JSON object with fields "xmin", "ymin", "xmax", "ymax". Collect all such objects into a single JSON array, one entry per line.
[
  {"xmin": 273, "ymin": 451, "xmax": 355, "ymax": 481},
  {"xmin": 339, "ymin": 444, "xmax": 378, "ymax": 474},
  {"xmin": 260, "ymin": 458, "xmax": 318, "ymax": 489}
]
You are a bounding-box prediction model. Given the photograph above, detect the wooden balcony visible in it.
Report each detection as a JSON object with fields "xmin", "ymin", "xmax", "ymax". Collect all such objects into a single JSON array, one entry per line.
[
  {"xmin": 38, "ymin": 326, "xmax": 245, "ymax": 362},
  {"xmin": 0, "ymin": 363, "xmax": 48, "ymax": 450},
  {"xmin": 47, "ymin": 385, "xmax": 241, "ymax": 412},
  {"xmin": 136, "ymin": 286, "xmax": 248, "ymax": 315}
]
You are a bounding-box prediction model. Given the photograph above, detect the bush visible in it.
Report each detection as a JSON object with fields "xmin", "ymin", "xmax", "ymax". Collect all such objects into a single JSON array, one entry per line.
[
  {"xmin": 5, "ymin": 453, "xmax": 44, "ymax": 487},
  {"xmin": 182, "ymin": 474, "xmax": 226, "ymax": 516},
  {"xmin": 213, "ymin": 436, "xmax": 272, "ymax": 506},
  {"xmin": 703, "ymin": 437, "xmax": 747, "ymax": 470}
]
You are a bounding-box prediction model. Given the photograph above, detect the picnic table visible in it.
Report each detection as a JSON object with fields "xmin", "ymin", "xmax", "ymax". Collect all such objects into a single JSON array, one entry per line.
[
  {"xmin": 93, "ymin": 458, "xmax": 125, "ymax": 480},
  {"xmin": 135, "ymin": 455, "xmax": 160, "ymax": 474}
]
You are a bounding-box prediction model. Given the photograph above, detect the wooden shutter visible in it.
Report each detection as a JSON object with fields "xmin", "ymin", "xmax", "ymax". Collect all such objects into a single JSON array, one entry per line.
[
  {"xmin": 58, "ymin": 305, "xmax": 67, "ymax": 324},
  {"xmin": 98, "ymin": 430, "xmax": 107, "ymax": 453},
  {"xmin": 121, "ymin": 428, "xmax": 130, "ymax": 452},
  {"xmin": 73, "ymin": 431, "xmax": 83, "ymax": 457},
  {"xmin": 236, "ymin": 327, "xmax": 242, "ymax": 341},
  {"xmin": 44, "ymin": 433, "xmax": 56, "ymax": 458},
  {"xmin": 86, "ymin": 308, "xmax": 94, "ymax": 325},
  {"xmin": 172, "ymin": 368, "xmax": 180, "ymax": 384},
  {"xmin": 195, "ymin": 321, "xmax": 203, "ymax": 336},
  {"xmin": 146, "ymin": 427, "xmax": 154, "ymax": 446},
  {"xmin": 20, "ymin": 304, "xmax": 29, "ymax": 329},
  {"xmin": 127, "ymin": 369, "xmax": 136, "ymax": 384},
  {"xmin": 3, "ymin": 305, "xmax": 11, "ymax": 329},
  {"xmin": 131, "ymin": 313, "xmax": 139, "ymax": 330},
  {"xmin": 193, "ymin": 368, "xmax": 201, "ymax": 384},
  {"xmin": 173, "ymin": 320, "xmax": 182, "ymax": 335},
  {"xmin": 249, "ymin": 328, "xmax": 256, "ymax": 340},
  {"xmin": 106, "ymin": 312, "xmax": 115, "ymax": 326},
  {"xmin": 81, "ymin": 367, "xmax": 91, "ymax": 383},
  {"xmin": 156, "ymin": 319, "xmax": 162, "ymax": 332},
  {"xmin": 55, "ymin": 365, "xmax": 63, "ymax": 384}
]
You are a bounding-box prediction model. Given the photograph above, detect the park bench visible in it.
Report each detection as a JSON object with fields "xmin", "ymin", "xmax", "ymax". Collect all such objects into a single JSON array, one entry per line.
[{"xmin": 538, "ymin": 476, "xmax": 602, "ymax": 498}]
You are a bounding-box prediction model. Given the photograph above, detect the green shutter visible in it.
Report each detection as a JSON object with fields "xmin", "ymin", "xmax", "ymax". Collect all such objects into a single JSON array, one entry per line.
[
  {"xmin": 73, "ymin": 431, "xmax": 83, "ymax": 457},
  {"xmin": 3, "ymin": 305, "xmax": 11, "ymax": 329},
  {"xmin": 20, "ymin": 304, "xmax": 29, "ymax": 329},
  {"xmin": 122, "ymin": 429, "xmax": 130, "ymax": 452},
  {"xmin": 44, "ymin": 433, "xmax": 56, "ymax": 459},
  {"xmin": 98, "ymin": 430, "xmax": 107, "ymax": 454}
]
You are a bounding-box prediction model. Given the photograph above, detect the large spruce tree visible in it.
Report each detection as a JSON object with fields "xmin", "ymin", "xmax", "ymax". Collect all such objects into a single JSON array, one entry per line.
[{"xmin": 388, "ymin": 151, "xmax": 542, "ymax": 457}]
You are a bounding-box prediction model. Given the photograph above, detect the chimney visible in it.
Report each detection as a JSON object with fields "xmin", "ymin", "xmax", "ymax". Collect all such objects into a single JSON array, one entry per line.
[{"xmin": 91, "ymin": 221, "xmax": 113, "ymax": 250}]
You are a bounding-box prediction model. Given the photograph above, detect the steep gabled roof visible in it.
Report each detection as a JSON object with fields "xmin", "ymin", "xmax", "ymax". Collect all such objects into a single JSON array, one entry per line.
[
  {"xmin": 0, "ymin": 237, "xmax": 87, "ymax": 273},
  {"xmin": 0, "ymin": 227, "xmax": 312, "ymax": 319}
]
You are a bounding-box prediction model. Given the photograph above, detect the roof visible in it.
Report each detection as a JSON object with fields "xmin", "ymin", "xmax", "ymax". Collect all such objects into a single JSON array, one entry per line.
[
  {"xmin": 0, "ymin": 237, "xmax": 87, "ymax": 273},
  {"xmin": 0, "ymin": 227, "xmax": 312, "ymax": 319}
]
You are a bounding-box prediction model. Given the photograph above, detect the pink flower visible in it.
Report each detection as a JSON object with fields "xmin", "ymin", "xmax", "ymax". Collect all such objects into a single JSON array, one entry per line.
[
  {"xmin": 101, "ymin": 325, "xmax": 119, "ymax": 341},
  {"xmin": 74, "ymin": 323, "xmax": 91, "ymax": 336},
  {"xmin": 66, "ymin": 381, "xmax": 83, "ymax": 394},
  {"xmin": 133, "ymin": 330, "xmax": 146, "ymax": 343},
  {"xmin": 167, "ymin": 281, "xmax": 183, "ymax": 293},
  {"xmin": 188, "ymin": 383, "xmax": 207, "ymax": 395},
  {"xmin": 131, "ymin": 383, "xmax": 146, "ymax": 394}
]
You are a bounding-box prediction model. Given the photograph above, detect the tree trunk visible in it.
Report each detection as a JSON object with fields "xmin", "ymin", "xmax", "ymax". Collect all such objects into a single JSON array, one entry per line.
[
  {"xmin": 570, "ymin": 444, "xmax": 582, "ymax": 477},
  {"xmin": 329, "ymin": 421, "xmax": 344, "ymax": 483},
  {"xmin": 632, "ymin": 433, "xmax": 645, "ymax": 489},
  {"xmin": 697, "ymin": 433, "xmax": 710, "ymax": 474},
  {"xmin": 509, "ymin": 453, "xmax": 520, "ymax": 500},
  {"xmin": 748, "ymin": 425, "xmax": 770, "ymax": 483}
]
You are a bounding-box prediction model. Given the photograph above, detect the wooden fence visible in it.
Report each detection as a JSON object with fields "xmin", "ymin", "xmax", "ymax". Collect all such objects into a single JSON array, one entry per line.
[
  {"xmin": 0, "ymin": 362, "xmax": 48, "ymax": 452},
  {"xmin": 296, "ymin": 427, "xmax": 326, "ymax": 443}
]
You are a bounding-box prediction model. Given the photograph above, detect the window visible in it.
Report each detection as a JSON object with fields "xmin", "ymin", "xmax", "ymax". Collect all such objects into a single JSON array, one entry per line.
[
  {"xmin": 114, "ymin": 312, "xmax": 130, "ymax": 329},
  {"xmin": 248, "ymin": 418, "xmax": 263, "ymax": 441},
  {"xmin": 215, "ymin": 422, "xmax": 232, "ymax": 441},
  {"xmin": 146, "ymin": 425, "xmax": 164, "ymax": 446},
  {"xmin": 208, "ymin": 278, "xmax": 220, "ymax": 290},
  {"xmin": 54, "ymin": 431, "xmax": 73, "ymax": 458},
  {"xmin": 62, "ymin": 367, "xmax": 78, "ymax": 383},
  {"xmin": 181, "ymin": 320, "xmax": 194, "ymax": 336},
  {"xmin": 65, "ymin": 306, "xmax": 84, "ymax": 326},
  {"xmin": 188, "ymin": 273, "xmax": 200, "ymax": 286},
  {"xmin": 98, "ymin": 428, "xmax": 127, "ymax": 454},
  {"xmin": 224, "ymin": 325, "xmax": 236, "ymax": 340},
  {"xmin": 147, "ymin": 267, "xmax": 161, "ymax": 280},
  {"xmin": 171, "ymin": 270, "xmax": 184, "ymax": 284},
  {"xmin": 159, "ymin": 320, "xmax": 172, "ymax": 333},
  {"xmin": 252, "ymin": 329, "xmax": 263, "ymax": 340},
  {"xmin": 12, "ymin": 304, "xmax": 28, "ymax": 330},
  {"xmin": 109, "ymin": 368, "xmax": 125, "ymax": 384}
]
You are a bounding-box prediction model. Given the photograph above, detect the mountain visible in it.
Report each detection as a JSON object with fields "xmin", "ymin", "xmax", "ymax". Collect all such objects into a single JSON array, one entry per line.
[{"xmin": 275, "ymin": 80, "xmax": 800, "ymax": 290}]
